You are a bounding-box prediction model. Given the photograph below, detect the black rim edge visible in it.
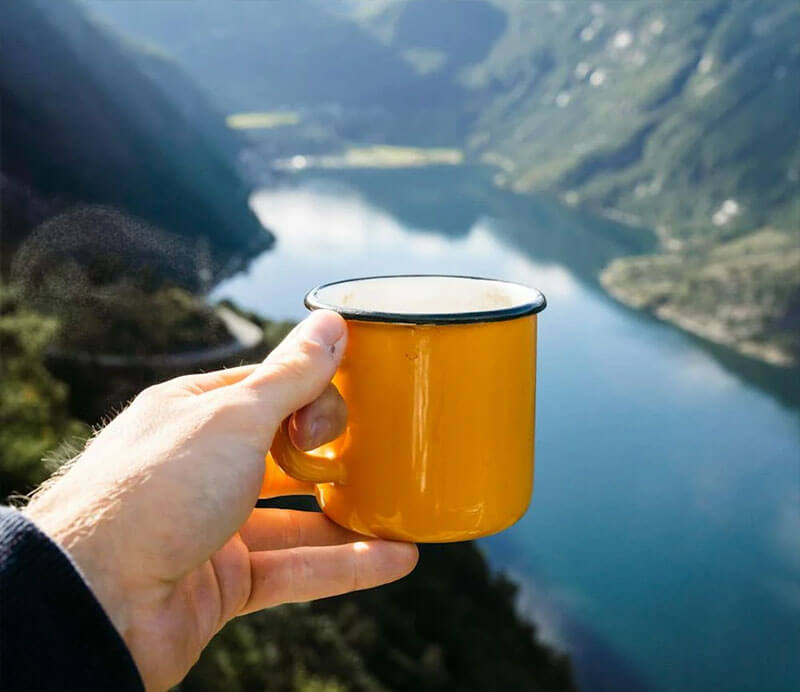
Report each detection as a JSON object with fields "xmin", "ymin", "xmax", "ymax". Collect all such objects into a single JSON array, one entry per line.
[{"xmin": 303, "ymin": 274, "xmax": 547, "ymax": 325}]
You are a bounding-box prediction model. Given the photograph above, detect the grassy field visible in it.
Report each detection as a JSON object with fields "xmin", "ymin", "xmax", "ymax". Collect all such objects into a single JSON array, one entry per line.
[
  {"xmin": 274, "ymin": 145, "xmax": 463, "ymax": 171},
  {"xmin": 225, "ymin": 111, "xmax": 301, "ymax": 130}
]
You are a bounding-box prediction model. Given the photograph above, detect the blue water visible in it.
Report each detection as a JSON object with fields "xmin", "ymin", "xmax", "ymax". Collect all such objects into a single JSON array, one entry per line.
[{"xmin": 215, "ymin": 166, "xmax": 800, "ymax": 692}]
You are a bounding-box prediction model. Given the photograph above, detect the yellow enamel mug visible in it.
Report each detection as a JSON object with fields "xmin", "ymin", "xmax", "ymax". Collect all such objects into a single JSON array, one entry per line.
[{"xmin": 267, "ymin": 275, "xmax": 546, "ymax": 542}]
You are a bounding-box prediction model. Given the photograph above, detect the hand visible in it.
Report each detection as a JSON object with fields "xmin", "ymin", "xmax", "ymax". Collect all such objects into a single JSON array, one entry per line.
[{"xmin": 24, "ymin": 310, "xmax": 418, "ymax": 691}]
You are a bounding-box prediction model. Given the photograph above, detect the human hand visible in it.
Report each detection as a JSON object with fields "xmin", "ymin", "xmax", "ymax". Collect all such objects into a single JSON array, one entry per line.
[{"xmin": 24, "ymin": 310, "xmax": 418, "ymax": 691}]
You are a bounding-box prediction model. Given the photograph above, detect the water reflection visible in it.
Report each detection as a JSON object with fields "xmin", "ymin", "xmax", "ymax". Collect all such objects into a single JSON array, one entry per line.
[
  {"xmin": 214, "ymin": 171, "xmax": 800, "ymax": 692},
  {"xmin": 295, "ymin": 166, "xmax": 652, "ymax": 283},
  {"xmin": 298, "ymin": 167, "xmax": 800, "ymax": 411},
  {"xmin": 215, "ymin": 179, "xmax": 579, "ymax": 320}
]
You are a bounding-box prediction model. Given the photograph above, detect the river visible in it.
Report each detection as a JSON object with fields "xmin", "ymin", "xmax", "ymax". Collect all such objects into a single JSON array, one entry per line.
[{"xmin": 214, "ymin": 165, "xmax": 800, "ymax": 692}]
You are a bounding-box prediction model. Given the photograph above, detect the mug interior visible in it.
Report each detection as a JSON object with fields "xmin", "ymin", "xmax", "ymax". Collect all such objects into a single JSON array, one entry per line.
[{"xmin": 305, "ymin": 275, "xmax": 546, "ymax": 324}]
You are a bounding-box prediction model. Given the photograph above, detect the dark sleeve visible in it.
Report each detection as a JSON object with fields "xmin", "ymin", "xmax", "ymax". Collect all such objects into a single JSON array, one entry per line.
[{"xmin": 0, "ymin": 507, "xmax": 144, "ymax": 691}]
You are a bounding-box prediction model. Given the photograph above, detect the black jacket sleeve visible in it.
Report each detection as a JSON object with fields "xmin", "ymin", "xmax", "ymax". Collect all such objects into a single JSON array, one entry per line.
[{"xmin": 0, "ymin": 507, "xmax": 144, "ymax": 691}]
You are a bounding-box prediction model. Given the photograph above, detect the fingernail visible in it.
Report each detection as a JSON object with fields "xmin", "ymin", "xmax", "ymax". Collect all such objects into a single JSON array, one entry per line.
[
  {"xmin": 298, "ymin": 311, "xmax": 346, "ymax": 355},
  {"xmin": 308, "ymin": 417, "xmax": 332, "ymax": 449}
]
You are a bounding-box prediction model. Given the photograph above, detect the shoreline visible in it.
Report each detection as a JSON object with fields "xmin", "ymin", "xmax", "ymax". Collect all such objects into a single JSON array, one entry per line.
[
  {"xmin": 599, "ymin": 228, "xmax": 799, "ymax": 370},
  {"xmin": 491, "ymin": 172, "xmax": 798, "ymax": 370},
  {"xmin": 601, "ymin": 272, "xmax": 797, "ymax": 368},
  {"xmin": 260, "ymin": 152, "xmax": 797, "ymax": 370}
]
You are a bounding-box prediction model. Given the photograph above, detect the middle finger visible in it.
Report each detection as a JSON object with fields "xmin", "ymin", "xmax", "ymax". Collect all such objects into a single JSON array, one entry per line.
[{"xmin": 240, "ymin": 508, "xmax": 366, "ymax": 551}]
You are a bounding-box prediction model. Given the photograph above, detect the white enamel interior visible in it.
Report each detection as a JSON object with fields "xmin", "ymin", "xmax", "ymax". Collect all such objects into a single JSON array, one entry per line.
[{"xmin": 309, "ymin": 276, "xmax": 542, "ymax": 315}]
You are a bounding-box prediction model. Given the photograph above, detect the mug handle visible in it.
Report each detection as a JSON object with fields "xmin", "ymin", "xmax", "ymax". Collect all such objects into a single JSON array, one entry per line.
[{"xmin": 269, "ymin": 418, "xmax": 347, "ymax": 484}]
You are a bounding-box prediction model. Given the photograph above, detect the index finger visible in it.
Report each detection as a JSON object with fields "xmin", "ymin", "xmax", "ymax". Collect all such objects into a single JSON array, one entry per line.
[{"xmin": 240, "ymin": 540, "xmax": 418, "ymax": 615}]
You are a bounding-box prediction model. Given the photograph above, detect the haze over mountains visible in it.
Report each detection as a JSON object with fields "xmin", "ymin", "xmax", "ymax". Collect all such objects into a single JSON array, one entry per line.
[
  {"xmin": 82, "ymin": 0, "xmax": 800, "ymax": 364},
  {"xmin": 83, "ymin": 0, "xmax": 798, "ymax": 232}
]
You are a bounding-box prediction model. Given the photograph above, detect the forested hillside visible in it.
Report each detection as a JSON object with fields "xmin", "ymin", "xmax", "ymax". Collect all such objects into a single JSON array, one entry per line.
[
  {"xmin": 84, "ymin": 0, "xmax": 800, "ymax": 364},
  {"xmin": 0, "ymin": 0, "xmax": 270, "ymax": 280}
]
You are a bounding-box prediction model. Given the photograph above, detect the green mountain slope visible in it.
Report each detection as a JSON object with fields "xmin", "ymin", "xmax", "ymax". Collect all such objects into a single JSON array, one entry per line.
[
  {"xmin": 466, "ymin": 0, "xmax": 800, "ymax": 241},
  {"xmin": 458, "ymin": 0, "xmax": 800, "ymax": 364},
  {"xmin": 79, "ymin": 0, "xmax": 800, "ymax": 363},
  {"xmin": 341, "ymin": 0, "xmax": 798, "ymax": 240},
  {"xmin": 339, "ymin": 0, "xmax": 800, "ymax": 365},
  {"xmin": 0, "ymin": 0, "xmax": 270, "ymax": 279}
]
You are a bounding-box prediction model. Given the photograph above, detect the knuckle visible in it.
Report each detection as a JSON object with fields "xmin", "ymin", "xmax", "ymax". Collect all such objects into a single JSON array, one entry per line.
[
  {"xmin": 298, "ymin": 335, "xmax": 330, "ymax": 358},
  {"xmin": 228, "ymin": 536, "xmax": 253, "ymax": 615},
  {"xmin": 269, "ymin": 357, "xmax": 309, "ymax": 383},
  {"xmin": 250, "ymin": 357, "xmax": 307, "ymax": 390},
  {"xmin": 292, "ymin": 336, "xmax": 332, "ymax": 369},
  {"xmin": 210, "ymin": 385, "xmax": 255, "ymax": 415},
  {"xmin": 204, "ymin": 388, "xmax": 272, "ymax": 440},
  {"xmin": 136, "ymin": 383, "xmax": 165, "ymax": 404},
  {"xmin": 283, "ymin": 512, "xmax": 303, "ymax": 549}
]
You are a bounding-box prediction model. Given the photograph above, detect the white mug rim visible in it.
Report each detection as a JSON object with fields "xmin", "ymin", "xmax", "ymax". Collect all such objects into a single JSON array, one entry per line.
[{"xmin": 304, "ymin": 274, "xmax": 547, "ymax": 325}]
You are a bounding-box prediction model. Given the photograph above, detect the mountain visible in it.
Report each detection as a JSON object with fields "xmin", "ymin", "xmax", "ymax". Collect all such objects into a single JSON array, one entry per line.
[
  {"xmin": 80, "ymin": 0, "xmax": 469, "ymax": 144},
  {"xmin": 75, "ymin": 0, "xmax": 800, "ymax": 239},
  {"xmin": 457, "ymin": 0, "xmax": 800, "ymax": 364},
  {"xmin": 0, "ymin": 0, "xmax": 271, "ymax": 281},
  {"xmin": 77, "ymin": 0, "xmax": 799, "ymax": 363},
  {"xmin": 126, "ymin": 44, "xmax": 243, "ymax": 165},
  {"xmin": 460, "ymin": 1, "xmax": 800, "ymax": 239}
]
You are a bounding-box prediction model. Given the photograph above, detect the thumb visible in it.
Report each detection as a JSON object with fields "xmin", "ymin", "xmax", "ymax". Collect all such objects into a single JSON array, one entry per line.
[{"xmin": 240, "ymin": 309, "xmax": 347, "ymax": 425}]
